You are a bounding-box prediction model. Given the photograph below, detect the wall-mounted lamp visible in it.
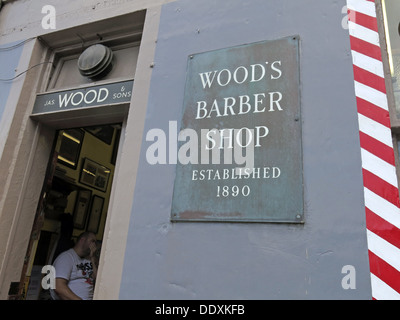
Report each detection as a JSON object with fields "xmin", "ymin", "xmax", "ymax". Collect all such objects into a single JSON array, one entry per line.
[{"xmin": 77, "ymin": 44, "xmax": 113, "ymax": 79}]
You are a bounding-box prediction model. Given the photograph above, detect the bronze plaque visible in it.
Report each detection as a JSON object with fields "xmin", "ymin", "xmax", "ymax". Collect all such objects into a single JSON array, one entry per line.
[{"xmin": 171, "ymin": 36, "xmax": 303, "ymax": 223}]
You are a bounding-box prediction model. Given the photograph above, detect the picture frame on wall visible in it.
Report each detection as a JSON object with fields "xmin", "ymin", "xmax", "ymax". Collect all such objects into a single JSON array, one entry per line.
[
  {"xmin": 57, "ymin": 128, "xmax": 84, "ymax": 169},
  {"xmin": 87, "ymin": 195, "xmax": 104, "ymax": 234},
  {"xmin": 79, "ymin": 158, "xmax": 111, "ymax": 192},
  {"xmin": 73, "ymin": 189, "xmax": 92, "ymax": 229}
]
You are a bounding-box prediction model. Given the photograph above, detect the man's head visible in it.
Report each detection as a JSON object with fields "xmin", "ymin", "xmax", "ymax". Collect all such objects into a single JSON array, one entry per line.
[{"xmin": 74, "ymin": 231, "xmax": 96, "ymax": 258}]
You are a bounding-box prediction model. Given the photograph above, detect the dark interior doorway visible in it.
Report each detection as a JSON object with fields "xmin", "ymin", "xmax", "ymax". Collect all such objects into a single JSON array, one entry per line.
[{"xmin": 18, "ymin": 123, "xmax": 122, "ymax": 300}]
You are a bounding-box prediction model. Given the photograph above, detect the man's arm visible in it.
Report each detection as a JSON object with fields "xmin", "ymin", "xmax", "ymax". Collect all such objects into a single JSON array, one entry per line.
[
  {"xmin": 54, "ymin": 278, "xmax": 82, "ymax": 300},
  {"xmin": 89, "ymin": 242, "xmax": 98, "ymax": 281}
]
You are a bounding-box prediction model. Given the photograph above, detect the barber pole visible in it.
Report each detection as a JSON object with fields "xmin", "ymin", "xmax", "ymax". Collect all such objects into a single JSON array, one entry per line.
[{"xmin": 347, "ymin": 0, "xmax": 400, "ymax": 299}]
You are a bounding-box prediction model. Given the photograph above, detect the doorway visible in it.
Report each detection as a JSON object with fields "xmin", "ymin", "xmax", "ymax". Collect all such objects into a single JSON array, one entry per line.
[{"xmin": 19, "ymin": 123, "xmax": 122, "ymax": 300}]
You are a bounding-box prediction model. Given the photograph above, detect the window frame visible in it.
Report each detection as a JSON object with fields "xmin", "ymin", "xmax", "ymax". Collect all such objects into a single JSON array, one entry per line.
[{"xmin": 376, "ymin": 0, "xmax": 400, "ymax": 188}]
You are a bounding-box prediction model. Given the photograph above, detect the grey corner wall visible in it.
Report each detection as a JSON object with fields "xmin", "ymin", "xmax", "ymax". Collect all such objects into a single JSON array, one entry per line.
[
  {"xmin": 0, "ymin": 41, "xmax": 24, "ymax": 115},
  {"xmin": 0, "ymin": 41, "xmax": 25, "ymax": 141},
  {"xmin": 120, "ymin": 0, "xmax": 371, "ymax": 299}
]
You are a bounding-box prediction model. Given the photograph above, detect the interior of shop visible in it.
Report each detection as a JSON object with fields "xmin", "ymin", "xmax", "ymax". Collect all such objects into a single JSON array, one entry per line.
[{"xmin": 22, "ymin": 123, "xmax": 121, "ymax": 300}]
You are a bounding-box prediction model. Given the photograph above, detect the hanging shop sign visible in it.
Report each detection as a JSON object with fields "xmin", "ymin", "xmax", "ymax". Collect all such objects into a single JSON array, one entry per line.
[
  {"xmin": 31, "ymin": 80, "xmax": 133, "ymax": 115},
  {"xmin": 171, "ymin": 36, "xmax": 304, "ymax": 223}
]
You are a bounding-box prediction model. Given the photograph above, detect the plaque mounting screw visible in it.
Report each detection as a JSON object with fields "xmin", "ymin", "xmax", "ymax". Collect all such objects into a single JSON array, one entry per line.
[{"xmin": 296, "ymin": 214, "xmax": 301, "ymax": 219}]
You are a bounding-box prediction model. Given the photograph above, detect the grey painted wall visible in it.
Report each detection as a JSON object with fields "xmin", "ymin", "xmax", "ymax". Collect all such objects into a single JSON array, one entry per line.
[{"xmin": 120, "ymin": 0, "xmax": 371, "ymax": 299}]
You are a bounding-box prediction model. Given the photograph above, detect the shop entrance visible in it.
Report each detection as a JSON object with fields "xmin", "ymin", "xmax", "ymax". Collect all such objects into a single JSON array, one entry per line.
[{"xmin": 19, "ymin": 123, "xmax": 122, "ymax": 300}]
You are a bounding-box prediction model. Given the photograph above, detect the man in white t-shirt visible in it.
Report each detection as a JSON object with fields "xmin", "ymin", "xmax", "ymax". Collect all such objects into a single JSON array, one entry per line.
[{"xmin": 50, "ymin": 231, "xmax": 97, "ymax": 300}]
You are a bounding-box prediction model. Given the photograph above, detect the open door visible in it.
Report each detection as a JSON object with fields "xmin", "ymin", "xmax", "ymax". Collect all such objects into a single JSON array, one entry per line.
[{"xmin": 17, "ymin": 123, "xmax": 122, "ymax": 300}]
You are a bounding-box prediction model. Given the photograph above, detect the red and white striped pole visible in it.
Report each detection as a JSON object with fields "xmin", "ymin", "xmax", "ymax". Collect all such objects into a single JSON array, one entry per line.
[{"xmin": 346, "ymin": 0, "xmax": 400, "ymax": 299}]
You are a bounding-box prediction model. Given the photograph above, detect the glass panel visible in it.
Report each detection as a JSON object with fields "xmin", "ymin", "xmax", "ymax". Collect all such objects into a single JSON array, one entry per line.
[{"xmin": 382, "ymin": 0, "xmax": 400, "ymax": 117}]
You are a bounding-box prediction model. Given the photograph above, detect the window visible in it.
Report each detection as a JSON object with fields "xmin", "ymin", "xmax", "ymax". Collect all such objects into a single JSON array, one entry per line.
[
  {"xmin": 380, "ymin": 0, "xmax": 400, "ymax": 185},
  {"xmin": 381, "ymin": 0, "xmax": 400, "ymax": 118}
]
